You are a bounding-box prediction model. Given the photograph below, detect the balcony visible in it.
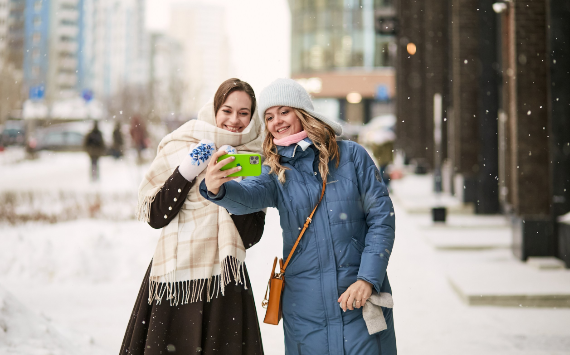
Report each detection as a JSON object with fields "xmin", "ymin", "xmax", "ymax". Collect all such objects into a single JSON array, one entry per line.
[
  {"xmin": 59, "ymin": 0, "xmax": 79, "ymax": 7},
  {"xmin": 57, "ymin": 41, "xmax": 77, "ymax": 53},
  {"xmin": 57, "ymin": 9, "xmax": 78, "ymax": 22},
  {"xmin": 57, "ymin": 25, "xmax": 78, "ymax": 38},
  {"xmin": 58, "ymin": 57, "xmax": 77, "ymax": 69},
  {"xmin": 56, "ymin": 72, "xmax": 77, "ymax": 86}
]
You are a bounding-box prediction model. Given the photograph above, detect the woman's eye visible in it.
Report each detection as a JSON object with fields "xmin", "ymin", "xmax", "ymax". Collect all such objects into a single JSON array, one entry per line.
[
  {"xmin": 281, "ymin": 110, "xmax": 289, "ymax": 115},
  {"xmin": 266, "ymin": 117, "xmax": 273, "ymax": 121},
  {"xmin": 240, "ymin": 112, "xmax": 248, "ymax": 116},
  {"xmin": 223, "ymin": 110, "xmax": 231, "ymax": 114}
]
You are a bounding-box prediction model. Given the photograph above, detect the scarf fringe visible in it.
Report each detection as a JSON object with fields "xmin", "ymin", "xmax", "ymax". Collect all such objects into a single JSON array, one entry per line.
[
  {"xmin": 148, "ymin": 256, "xmax": 247, "ymax": 306},
  {"xmin": 136, "ymin": 193, "xmax": 156, "ymax": 223}
]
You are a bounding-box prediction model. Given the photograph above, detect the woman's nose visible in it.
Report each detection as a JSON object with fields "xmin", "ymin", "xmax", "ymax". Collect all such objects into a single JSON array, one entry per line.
[{"xmin": 228, "ymin": 112, "xmax": 240, "ymax": 122}]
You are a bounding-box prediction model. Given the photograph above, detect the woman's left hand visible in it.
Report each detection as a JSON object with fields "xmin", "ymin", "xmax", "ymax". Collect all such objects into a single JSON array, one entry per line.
[{"xmin": 338, "ymin": 280, "xmax": 373, "ymax": 312}]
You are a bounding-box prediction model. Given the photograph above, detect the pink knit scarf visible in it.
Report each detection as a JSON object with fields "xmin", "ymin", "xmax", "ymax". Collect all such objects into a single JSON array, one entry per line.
[{"xmin": 273, "ymin": 130, "xmax": 309, "ymax": 146}]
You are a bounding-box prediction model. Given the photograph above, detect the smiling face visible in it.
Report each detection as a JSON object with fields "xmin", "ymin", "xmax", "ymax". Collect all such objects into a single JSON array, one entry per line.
[
  {"xmin": 215, "ymin": 90, "xmax": 252, "ymax": 133},
  {"xmin": 264, "ymin": 106, "xmax": 303, "ymax": 139}
]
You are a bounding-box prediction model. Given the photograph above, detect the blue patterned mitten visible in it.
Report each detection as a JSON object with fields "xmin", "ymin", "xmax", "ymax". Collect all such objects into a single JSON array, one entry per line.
[{"xmin": 179, "ymin": 139, "xmax": 216, "ymax": 181}]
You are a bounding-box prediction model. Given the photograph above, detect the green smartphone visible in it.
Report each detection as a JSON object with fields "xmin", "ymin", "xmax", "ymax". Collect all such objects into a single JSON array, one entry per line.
[{"xmin": 218, "ymin": 154, "xmax": 262, "ymax": 177}]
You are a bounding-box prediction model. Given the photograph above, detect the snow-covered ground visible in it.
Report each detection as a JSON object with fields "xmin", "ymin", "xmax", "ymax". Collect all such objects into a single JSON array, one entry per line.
[{"xmin": 1, "ymin": 150, "xmax": 569, "ymax": 354}]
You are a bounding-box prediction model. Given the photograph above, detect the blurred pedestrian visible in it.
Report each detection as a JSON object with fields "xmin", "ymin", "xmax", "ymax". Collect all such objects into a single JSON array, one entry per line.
[
  {"xmin": 371, "ymin": 139, "xmax": 394, "ymax": 188},
  {"xmin": 120, "ymin": 78, "xmax": 266, "ymax": 355},
  {"xmin": 111, "ymin": 122, "xmax": 124, "ymax": 159},
  {"xmin": 358, "ymin": 116, "xmax": 396, "ymax": 188},
  {"xmin": 129, "ymin": 115, "xmax": 148, "ymax": 164},
  {"xmin": 83, "ymin": 121, "xmax": 106, "ymax": 181}
]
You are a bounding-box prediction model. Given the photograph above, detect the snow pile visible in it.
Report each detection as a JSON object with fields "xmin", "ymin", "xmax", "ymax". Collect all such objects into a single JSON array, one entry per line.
[
  {"xmin": 0, "ymin": 219, "xmax": 157, "ymax": 284},
  {"xmin": 0, "ymin": 283, "xmax": 107, "ymax": 355},
  {"xmin": 0, "ymin": 151, "xmax": 147, "ymax": 224},
  {"xmin": 0, "ymin": 190, "xmax": 137, "ymax": 224}
]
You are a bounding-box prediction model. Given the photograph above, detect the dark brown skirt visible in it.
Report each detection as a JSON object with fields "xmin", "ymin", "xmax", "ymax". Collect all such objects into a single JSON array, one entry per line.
[{"xmin": 120, "ymin": 261, "xmax": 264, "ymax": 355}]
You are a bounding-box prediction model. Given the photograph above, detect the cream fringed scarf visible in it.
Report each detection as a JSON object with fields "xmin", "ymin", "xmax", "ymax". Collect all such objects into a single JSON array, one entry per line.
[{"xmin": 136, "ymin": 101, "xmax": 264, "ymax": 306}]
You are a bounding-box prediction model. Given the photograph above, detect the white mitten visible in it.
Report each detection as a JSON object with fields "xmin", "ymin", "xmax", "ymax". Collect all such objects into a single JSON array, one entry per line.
[
  {"xmin": 218, "ymin": 145, "xmax": 237, "ymax": 154},
  {"xmin": 179, "ymin": 139, "xmax": 216, "ymax": 181},
  {"xmin": 218, "ymin": 145, "xmax": 243, "ymax": 182}
]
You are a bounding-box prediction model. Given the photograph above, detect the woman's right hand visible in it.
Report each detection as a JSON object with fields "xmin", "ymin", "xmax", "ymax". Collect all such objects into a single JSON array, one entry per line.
[{"xmin": 204, "ymin": 150, "xmax": 241, "ymax": 195}]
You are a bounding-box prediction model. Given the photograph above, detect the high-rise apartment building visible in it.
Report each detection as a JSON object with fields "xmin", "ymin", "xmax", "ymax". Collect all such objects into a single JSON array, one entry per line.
[
  {"xmin": 289, "ymin": 0, "xmax": 396, "ymax": 126},
  {"xmin": 0, "ymin": 0, "xmax": 9, "ymax": 63},
  {"xmin": 149, "ymin": 32, "xmax": 183, "ymax": 121},
  {"xmin": 168, "ymin": 2, "xmax": 229, "ymax": 116},
  {"xmin": 21, "ymin": 0, "xmax": 80, "ymax": 103},
  {"xmin": 7, "ymin": 0, "xmax": 25, "ymax": 71},
  {"xmin": 78, "ymin": 0, "xmax": 148, "ymax": 100}
]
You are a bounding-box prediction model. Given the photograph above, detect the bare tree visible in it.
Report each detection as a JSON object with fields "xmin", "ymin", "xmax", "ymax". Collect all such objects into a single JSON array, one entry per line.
[
  {"xmin": 105, "ymin": 83, "xmax": 153, "ymax": 124},
  {"xmin": 0, "ymin": 64, "xmax": 23, "ymax": 124}
]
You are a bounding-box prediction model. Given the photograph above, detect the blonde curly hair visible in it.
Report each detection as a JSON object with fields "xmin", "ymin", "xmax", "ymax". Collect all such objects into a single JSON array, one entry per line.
[{"xmin": 263, "ymin": 109, "xmax": 340, "ymax": 183}]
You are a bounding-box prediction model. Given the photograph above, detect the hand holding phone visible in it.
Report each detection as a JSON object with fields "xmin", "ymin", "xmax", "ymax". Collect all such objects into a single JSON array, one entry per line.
[
  {"xmin": 217, "ymin": 154, "xmax": 262, "ymax": 177},
  {"xmin": 205, "ymin": 151, "xmax": 262, "ymax": 195}
]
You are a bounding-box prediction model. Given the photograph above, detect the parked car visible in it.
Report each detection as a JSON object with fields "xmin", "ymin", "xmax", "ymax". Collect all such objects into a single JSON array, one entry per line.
[
  {"xmin": 1, "ymin": 120, "xmax": 26, "ymax": 146},
  {"xmin": 34, "ymin": 121, "xmax": 113, "ymax": 153}
]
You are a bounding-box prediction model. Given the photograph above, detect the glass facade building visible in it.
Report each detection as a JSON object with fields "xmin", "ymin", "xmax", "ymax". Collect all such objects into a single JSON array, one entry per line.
[
  {"xmin": 289, "ymin": 0, "xmax": 396, "ymax": 128},
  {"xmin": 291, "ymin": 0, "xmax": 394, "ymax": 74}
]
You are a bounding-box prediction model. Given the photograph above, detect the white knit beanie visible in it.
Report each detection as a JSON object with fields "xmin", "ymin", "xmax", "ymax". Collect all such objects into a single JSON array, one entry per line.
[{"xmin": 258, "ymin": 78, "xmax": 343, "ymax": 136}]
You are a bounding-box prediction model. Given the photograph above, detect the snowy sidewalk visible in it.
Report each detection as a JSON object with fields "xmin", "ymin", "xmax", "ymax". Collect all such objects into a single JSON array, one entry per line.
[
  {"xmin": 0, "ymin": 150, "xmax": 146, "ymax": 194},
  {"xmin": 1, "ymin": 154, "xmax": 570, "ymax": 354}
]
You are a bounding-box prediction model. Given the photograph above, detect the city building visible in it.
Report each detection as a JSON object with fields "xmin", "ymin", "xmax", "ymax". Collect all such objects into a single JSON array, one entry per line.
[
  {"xmin": 288, "ymin": 0, "xmax": 396, "ymax": 128},
  {"xmin": 79, "ymin": 0, "xmax": 149, "ymax": 100},
  {"xmin": 6, "ymin": 0, "xmax": 24, "ymax": 71},
  {"xmin": 5, "ymin": 0, "xmax": 150, "ymax": 119},
  {"xmin": 168, "ymin": 2, "xmax": 229, "ymax": 116},
  {"xmin": 0, "ymin": 0, "xmax": 11, "ymax": 122},
  {"xmin": 148, "ymin": 31, "xmax": 184, "ymax": 122},
  {"xmin": 395, "ymin": 0, "xmax": 570, "ymax": 266},
  {"xmin": 22, "ymin": 0, "xmax": 81, "ymax": 103},
  {"xmin": 0, "ymin": 0, "xmax": 25, "ymax": 121},
  {"xmin": 0, "ymin": 0, "xmax": 9, "ymax": 62}
]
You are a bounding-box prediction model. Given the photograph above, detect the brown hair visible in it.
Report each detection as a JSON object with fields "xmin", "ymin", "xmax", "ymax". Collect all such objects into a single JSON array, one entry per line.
[
  {"xmin": 263, "ymin": 109, "xmax": 340, "ymax": 184},
  {"xmin": 213, "ymin": 78, "xmax": 256, "ymax": 116}
]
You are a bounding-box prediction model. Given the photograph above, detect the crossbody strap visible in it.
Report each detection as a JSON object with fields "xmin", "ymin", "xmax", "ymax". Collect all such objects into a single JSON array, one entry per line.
[{"xmin": 281, "ymin": 180, "xmax": 326, "ymax": 274}]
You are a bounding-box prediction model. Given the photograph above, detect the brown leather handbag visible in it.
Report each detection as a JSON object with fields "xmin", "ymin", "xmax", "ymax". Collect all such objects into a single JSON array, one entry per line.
[{"xmin": 262, "ymin": 181, "xmax": 326, "ymax": 325}]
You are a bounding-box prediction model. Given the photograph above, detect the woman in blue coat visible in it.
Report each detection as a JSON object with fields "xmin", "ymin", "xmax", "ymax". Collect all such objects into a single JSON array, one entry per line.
[{"xmin": 200, "ymin": 78, "xmax": 397, "ymax": 355}]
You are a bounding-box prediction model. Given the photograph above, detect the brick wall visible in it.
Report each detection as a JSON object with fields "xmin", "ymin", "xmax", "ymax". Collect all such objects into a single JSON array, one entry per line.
[
  {"xmin": 396, "ymin": 0, "xmax": 429, "ymax": 164},
  {"xmin": 450, "ymin": 0, "xmax": 480, "ymax": 177},
  {"xmin": 423, "ymin": 0, "xmax": 450, "ymax": 162},
  {"xmin": 509, "ymin": 0, "xmax": 551, "ymax": 216}
]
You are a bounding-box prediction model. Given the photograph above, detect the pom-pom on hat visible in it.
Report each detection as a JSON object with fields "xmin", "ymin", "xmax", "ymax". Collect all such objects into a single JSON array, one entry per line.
[{"xmin": 258, "ymin": 78, "xmax": 343, "ymax": 136}]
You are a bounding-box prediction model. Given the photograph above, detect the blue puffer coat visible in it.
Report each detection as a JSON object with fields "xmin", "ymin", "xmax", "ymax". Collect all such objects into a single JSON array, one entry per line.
[{"xmin": 200, "ymin": 139, "xmax": 396, "ymax": 355}]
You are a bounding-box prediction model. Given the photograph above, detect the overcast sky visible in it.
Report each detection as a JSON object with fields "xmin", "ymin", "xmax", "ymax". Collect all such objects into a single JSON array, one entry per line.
[{"xmin": 146, "ymin": 0, "xmax": 291, "ymax": 92}]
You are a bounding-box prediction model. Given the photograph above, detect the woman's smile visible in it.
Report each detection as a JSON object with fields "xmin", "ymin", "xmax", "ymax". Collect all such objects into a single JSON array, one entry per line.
[
  {"xmin": 215, "ymin": 90, "xmax": 252, "ymax": 132},
  {"xmin": 265, "ymin": 106, "xmax": 303, "ymax": 139},
  {"xmin": 223, "ymin": 125, "xmax": 242, "ymax": 133},
  {"xmin": 276, "ymin": 126, "xmax": 290, "ymax": 134}
]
